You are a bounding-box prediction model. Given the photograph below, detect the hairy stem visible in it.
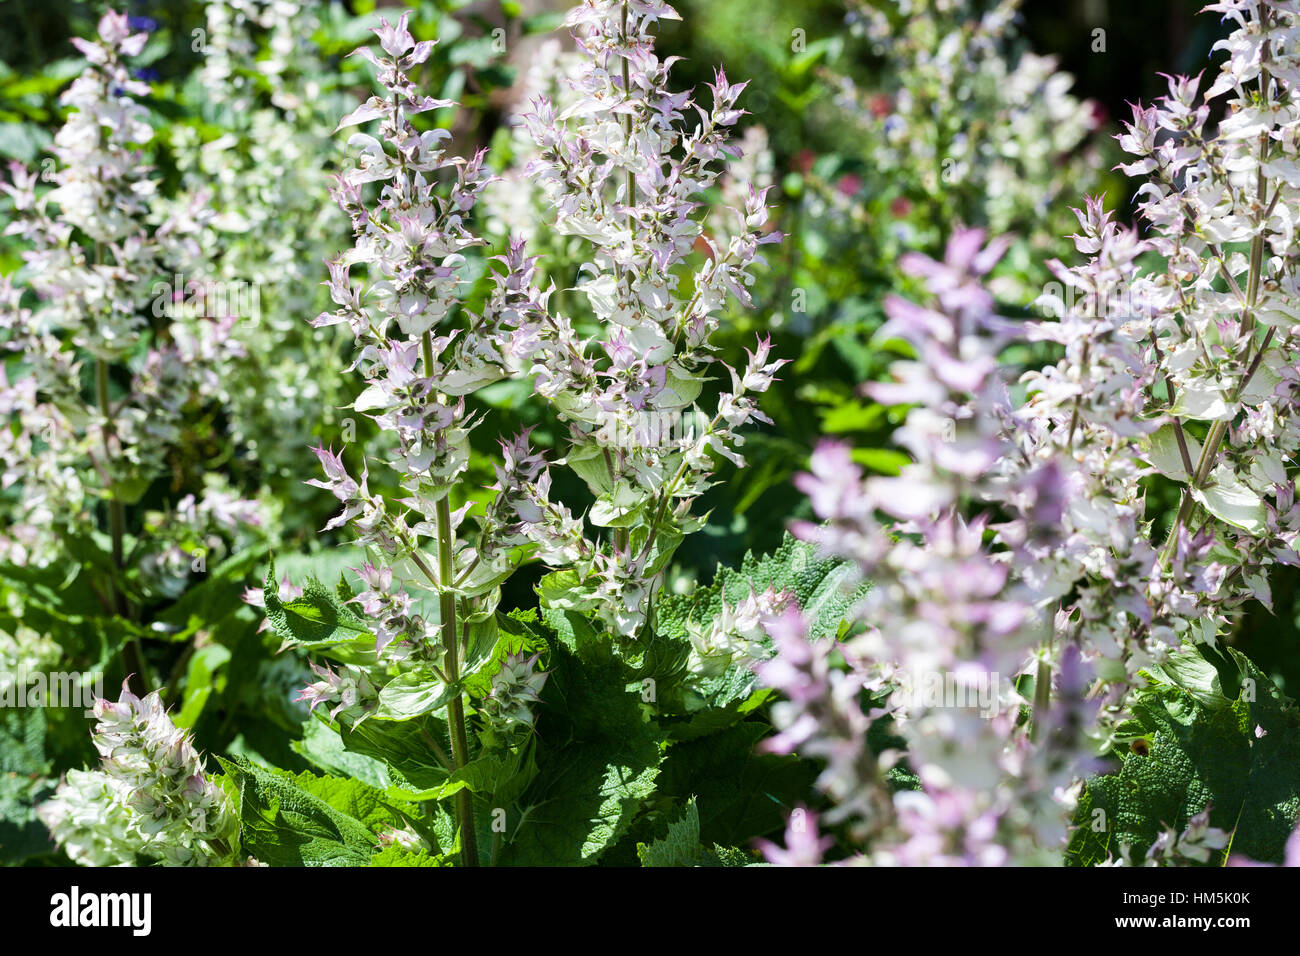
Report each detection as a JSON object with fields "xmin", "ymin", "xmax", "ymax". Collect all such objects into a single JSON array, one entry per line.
[
  {"xmin": 424, "ymin": 328, "xmax": 477, "ymax": 865},
  {"xmin": 611, "ymin": 1, "xmax": 635, "ymax": 557},
  {"xmin": 621, "ymin": 2, "xmax": 635, "ymax": 210},
  {"xmin": 438, "ymin": 496, "xmax": 478, "ymax": 866}
]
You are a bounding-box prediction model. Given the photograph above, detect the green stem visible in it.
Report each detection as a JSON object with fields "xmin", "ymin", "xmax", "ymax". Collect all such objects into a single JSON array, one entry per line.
[
  {"xmin": 437, "ymin": 496, "xmax": 478, "ymax": 866},
  {"xmin": 610, "ymin": 0, "xmax": 635, "ymax": 559},
  {"xmin": 423, "ymin": 328, "xmax": 477, "ymax": 866},
  {"xmin": 95, "ymin": 358, "xmax": 125, "ymax": 578},
  {"xmin": 1030, "ymin": 655, "xmax": 1052, "ymax": 743},
  {"xmin": 621, "ymin": 3, "xmax": 634, "ymax": 209},
  {"xmin": 1160, "ymin": 120, "xmax": 1274, "ymax": 566},
  {"xmin": 97, "ymin": 356, "xmax": 146, "ymax": 691}
]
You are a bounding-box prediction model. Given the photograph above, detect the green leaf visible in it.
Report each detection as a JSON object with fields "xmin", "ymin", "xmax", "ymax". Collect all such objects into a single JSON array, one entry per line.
[
  {"xmin": 589, "ymin": 485, "xmax": 652, "ymax": 528},
  {"xmin": 1067, "ymin": 647, "xmax": 1300, "ymax": 866},
  {"xmin": 288, "ymin": 768, "xmax": 420, "ymax": 836},
  {"xmin": 173, "ymin": 644, "xmax": 232, "ymax": 730},
  {"xmin": 652, "ymin": 533, "xmax": 868, "ymax": 731},
  {"xmin": 461, "ymin": 609, "xmax": 548, "ymax": 700},
  {"xmin": 0, "ymin": 771, "xmax": 55, "ymax": 864},
  {"xmin": 656, "ymin": 722, "xmax": 818, "ymax": 847},
  {"xmin": 262, "ymin": 556, "xmax": 375, "ymax": 658},
  {"xmin": 337, "ymin": 716, "xmax": 454, "ymax": 800},
  {"xmin": 216, "ymin": 757, "xmax": 414, "ymax": 866},
  {"xmin": 0, "ymin": 708, "xmax": 55, "ymax": 864},
  {"xmin": 564, "ymin": 442, "xmax": 617, "ymax": 497},
  {"xmin": 369, "ymin": 844, "xmax": 448, "ymax": 866},
  {"xmin": 375, "ymin": 669, "xmax": 460, "ymax": 721},
  {"xmin": 658, "ymin": 533, "xmax": 867, "ymax": 647},
  {"xmin": 273, "ymin": 547, "xmax": 372, "ymax": 595},
  {"xmin": 635, "ymin": 797, "xmax": 756, "ymax": 867},
  {"xmin": 292, "ymin": 716, "xmax": 391, "ymax": 789},
  {"xmin": 1140, "ymin": 651, "xmax": 1234, "ymax": 710},
  {"xmin": 1143, "ymin": 425, "xmax": 1201, "ymax": 484},
  {"xmin": 498, "ymin": 738, "xmax": 660, "ymax": 865},
  {"xmin": 850, "ymin": 447, "xmax": 911, "ymax": 475},
  {"xmin": 1171, "ymin": 380, "xmax": 1234, "ymax": 421},
  {"xmin": 536, "ymin": 569, "xmax": 602, "ymax": 616},
  {"xmin": 637, "ymin": 797, "xmax": 701, "ymax": 866},
  {"xmin": 1192, "ymin": 466, "xmax": 1265, "ymax": 534},
  {"xmin": 451, "ymin": 746, "xmax": 537, "ymax": 807},
  {"xmin": 497, "ymin": 617, "xmax": 663, "ymax": 865}
]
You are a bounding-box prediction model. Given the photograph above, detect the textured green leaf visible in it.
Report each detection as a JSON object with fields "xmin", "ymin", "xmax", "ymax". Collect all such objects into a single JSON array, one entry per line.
[
  {"xmin": 0, "ymin": 772, "xmax": 54, "ymax": 864},
  {"xmin": 461, "ymin": 609, "xmax": 548, "ymax": 700},
  {"xmin": 658, "ymin": 533, "xmax": 867, "ymax": 646},
  {"xmin": 656, "ymin": 721, "xmax": 818, "ymax": 846},
  {"xmin": 287, "ymin": 768, "xmax": 419, "ymax": 836},
  {"xmin": 652, "ymin": 533, "xmax": 868, "ymax": 733},
  {"xmin": 638, "ymin": 797, "xmax": 701, "ymax": 866},
  {"xmin": 451, "ymin": 746, "xmax": 537, "ymax": 807},
  {"xmin": 498, "ymin": 740, "xmax": 660, "ymax": 865},
  {"xmin": 262, "ymin": 556, "xmax": 374, "ymax": 655},
  {"xmin": 217, "ymin": 756, "xmax": 403, "ymax": 866},
  {"xmin": 0, "ymin": 708, "xmax": 55, "ymax": 864},
  {"xmin": 1067, "ymin": 646, "xmax": 1300, "ymax": 866},
  {"xmin": 498, "ymin": 615, "xmax": 663, "ymax": 865},
  {"xmin": 369, "ymin": 843, "xmax": 448, "ymax": 866},
  {"xmin": 634, "ymin": 796, "xmax": 756, "ymax": 867}
]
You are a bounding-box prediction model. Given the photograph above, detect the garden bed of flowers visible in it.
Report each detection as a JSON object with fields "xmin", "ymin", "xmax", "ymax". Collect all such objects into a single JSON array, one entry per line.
[{"xmin": 1, "ymin": 0, "xmax": 1299, "ymax": 872}]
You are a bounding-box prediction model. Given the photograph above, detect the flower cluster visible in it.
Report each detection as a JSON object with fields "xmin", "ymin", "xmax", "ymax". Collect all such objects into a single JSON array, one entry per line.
[
  {"xmin": 303, "ymin": 12, "xmax": 494, "ymax": 721},
  {"xmin": 495, "ymin": 1, "xmax": 783, "ymax": 636},
  {"xmin": 0, "ymin": 10, "xmax": 264, "ymax": 573},
  {"xmin": 308, "ymin": 0, "xmax": 782, "ymax": 712},
  {"xmin": 38, "ymin": 683, "xmax": 238, "ymax": 866},
  {"xmin": 685, "ymin": 586, "xmax": 789, "ymax": 679},
  {"xmin": 480, "ymin": 651, "xmax": 550, "ymax": 742},
  {"xmin": 757, "ymin": 231, "xmax": 1094, "ymax": 865},
  {"xmin": 1129, "ymin": 809, "xmax": 1229, "ymax": 867},
  {"xmin": 1015, "ymin": 0, "xmax": 1300, "ymax": 696},
  {"xmin": 172, "ymin": 0, "xmax": 354, "ymax": 485},
  {"xmin": 298, "ymin": 5, "xmax": 779, "ymax": 860}
]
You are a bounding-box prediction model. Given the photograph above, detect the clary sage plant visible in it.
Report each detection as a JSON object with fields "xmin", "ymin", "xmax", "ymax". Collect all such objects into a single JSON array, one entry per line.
[
  {"xmin": 40, "ymin": 0, "xmax": 795, "ymax": 868},
  {"xmin": 27, "ymin": 0, "xmax": 1300, "ymax": 871},
  {"xmin": 756, "ymin": 0, "xmax": 1300, "ymax": 866}
]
